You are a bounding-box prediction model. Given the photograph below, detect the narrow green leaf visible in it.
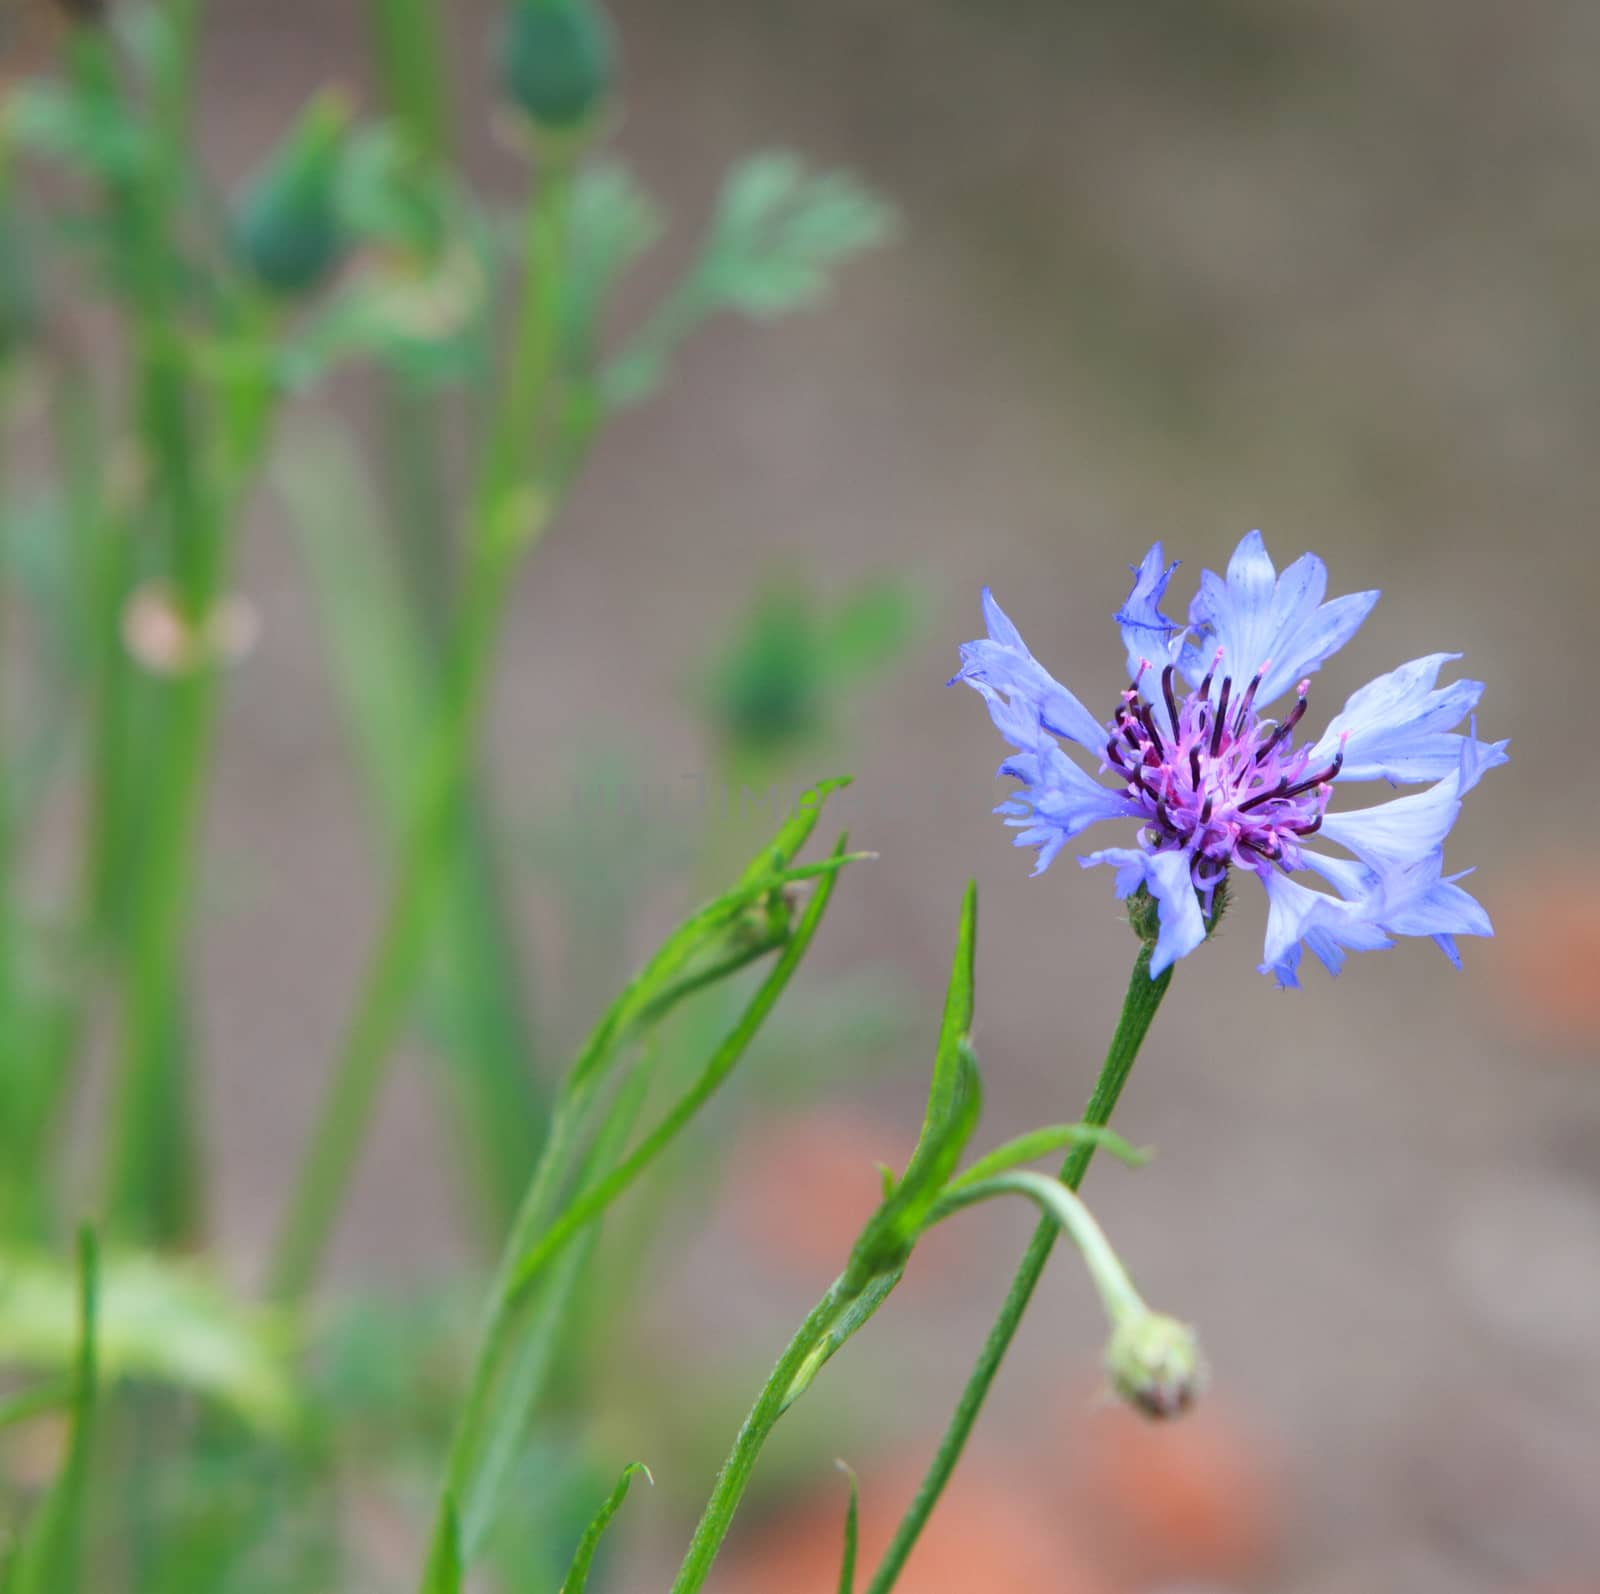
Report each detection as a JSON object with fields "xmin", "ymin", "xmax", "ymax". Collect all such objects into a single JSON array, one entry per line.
[
  {"xmin": 420, "ymin": 1498, "xmax": 461, "ymax": 1594},
  {"xmin": 510, "ymin": 833, "xmax": 851, "ymax": 1297},
  {"xmin": 9, "ymin": 1229, "xmax": 99, "ymax": 1594},
  {"xmin": 449, "ymin": 1049, "xmax": 663, "ymax": 1557},
  {"xmin": 564, "ymin": 791, "xmax": 859, "ymax": 1095},
  {"xmin": 836, "ymin": 1462, "xmax": 859, "ymax": 1594},
  {"xmin": 844, "ymin": 886, "xmax": 981, "ymax": 1284},
  {"xmin": 560, "ymin": 1462, "xmax": 652, "ymax": 1594},
  {"xmin": 950, "ymin": 1124, "xmax": 1149, "ymax": 1192}
]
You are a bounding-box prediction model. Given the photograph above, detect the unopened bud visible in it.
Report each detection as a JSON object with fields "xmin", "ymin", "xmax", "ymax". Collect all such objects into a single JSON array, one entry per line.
[
  {"xmin": 497, "ymin": 0, "xmax": 614, "ymax": 135},
  {"xmin": 1104, "ymin": 1310, "xmax": 1205, "ymax": 1420},
  {"xmin": 231, "ymin": 90, "xmax": 352, "ymax": 298}
]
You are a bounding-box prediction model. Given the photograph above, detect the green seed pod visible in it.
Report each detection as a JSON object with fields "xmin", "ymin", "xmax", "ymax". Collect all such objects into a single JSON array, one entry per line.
[
  {"xmin": 1104, "ymin": 1311, "xmax": 1205, "ymax": 1420},
  {"xmin": 497, "ymin": 0, "xmax": 614, "ymax": 133},
  {"xmin": 231, "ymin": 89, "xmax": 353, "ymax": 298}
]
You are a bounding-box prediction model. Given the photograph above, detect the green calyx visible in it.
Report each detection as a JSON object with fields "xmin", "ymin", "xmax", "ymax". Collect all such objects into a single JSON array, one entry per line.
[{"xmin": 497, "ymin": 0, "xmax": 614, "ymax": 134}]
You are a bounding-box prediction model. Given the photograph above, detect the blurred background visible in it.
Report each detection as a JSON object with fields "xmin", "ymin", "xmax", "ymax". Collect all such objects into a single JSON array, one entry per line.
[{"xmin": 6, "ymin": 1, "xmax": 1600, "ymax": 1591}]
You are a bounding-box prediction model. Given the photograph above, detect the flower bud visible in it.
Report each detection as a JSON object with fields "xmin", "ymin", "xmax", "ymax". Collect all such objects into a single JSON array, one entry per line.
[
  {"xmin": 496, "ymin": 0, "xmax": 614, "ymax": 134},
  {"xmin": 1104, "ymin": 1310, "xmax": 1205, "ymax": 1419},
  {"xmin": 231, "ymin": 90, "xmax": 352, "ymax": 298}
]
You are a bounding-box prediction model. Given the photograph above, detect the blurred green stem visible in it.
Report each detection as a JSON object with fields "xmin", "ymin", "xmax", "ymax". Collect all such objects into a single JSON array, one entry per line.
[
  {"xmin": 367, "ymin": 0, "xmax": 451, "ymax": 164},
  {"xmin": 267, "ymin": 158, "xmax": 577, "ymax": 1302},
  {"xmin": 104, "ymin": 347, "xmax": 281, "ymax": 1242},
  {"xmin": 862, "ymin": 938, "xmax": 1175, "ymax": 1594}
]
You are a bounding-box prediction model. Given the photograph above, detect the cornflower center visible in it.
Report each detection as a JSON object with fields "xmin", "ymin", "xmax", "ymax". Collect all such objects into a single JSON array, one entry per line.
[{"xmin": 1103, "ymin": 650, "xmax": 1345, "ymax": 895}]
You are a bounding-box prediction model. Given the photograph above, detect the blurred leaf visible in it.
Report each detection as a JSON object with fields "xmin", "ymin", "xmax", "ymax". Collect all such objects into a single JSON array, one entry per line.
[
  {"xmin": 2, "ymin": 78, "xmax": 148, "ymax": 183},
  {"xmin": 836, "ymin": 1462, "xmax": 859, "ymax": 1594},
  {"xmin": 278, "ymin": 427, "xmax": 546, "ymax": 1236},
  {"xmin": 702, "ymin": 153, "xmax": 895, "ymax": 319},
  {"xmin": 7, "ymin": 1230, "xmax": 98, "ymax": 1594},
  {"xmin": 558, "ymin": 1462, "xmax": 651, "ymax": 1594},
  {"xmin": 0, "ymin": 1248, "xmax": 297, "ymax": 1434},
  {"xmin": 560, "ymin": 161, "xmax": 664, "ymax": 376},
  {"xmin": 604, "ymin": 152, "xmax": 893, "ymax": 408},
  {"xmin": 421, "ymin": 1499, "xmax": 462, "ymax": 1594}
]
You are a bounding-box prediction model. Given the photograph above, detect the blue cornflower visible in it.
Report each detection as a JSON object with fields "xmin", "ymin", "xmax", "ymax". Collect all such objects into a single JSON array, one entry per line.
[{"xmin": 955, "ymin": 531, "xmax": 1507, "ymax": 984}]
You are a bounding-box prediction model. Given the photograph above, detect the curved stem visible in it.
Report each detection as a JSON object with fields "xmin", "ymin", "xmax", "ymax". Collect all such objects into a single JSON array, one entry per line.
[{"xmin": 863, "ymin": 937, "xmax": 1174, "ymax": 1594}]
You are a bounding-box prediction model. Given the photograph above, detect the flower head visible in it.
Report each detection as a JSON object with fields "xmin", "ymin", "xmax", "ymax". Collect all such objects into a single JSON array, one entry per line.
[{"xmin": 955, "ymin": 531, "xmax": 1506, "ymax": 983}]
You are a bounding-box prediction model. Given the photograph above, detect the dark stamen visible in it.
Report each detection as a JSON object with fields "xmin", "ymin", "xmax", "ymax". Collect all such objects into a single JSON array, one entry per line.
[
  {"xmin": 1200, "ymin": 795, "xmax": 1214, "ymax": 824},
  {"xmin": 1209, "ymin": 677, "xmax": 1232, "ymax": 757},
  {"xmin": 1188, "ymin": 746, "xmax": 1202, "ymax": 789},
  {"xmin": 1238, "ymin": 777, "xmax": 1290, "ymax": 814},
  {"xmin": 1136, "ymin": 703, "xmax": 1165, "ymax": 756},
  {"xmin": 1254, "ymin": 694, "xmax": 1310, "ymax": 765},
  {"xmin": 1234, "ymin": 668, "xmax": 1265, "ymax": 735},
  {"xmin": 1252, "ymin": 751, "xmax": 1343, "ymax": 809},
  {"xmin": 1161, "ymin": 665, "xmax": 1180, "ymax": 736}
]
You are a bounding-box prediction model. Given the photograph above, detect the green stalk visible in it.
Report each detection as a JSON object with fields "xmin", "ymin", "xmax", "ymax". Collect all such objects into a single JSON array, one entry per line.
[
  {"xmin": 267, "ymin": 158, "xmax": 577, "ymax": 1302},
  {"xmin": 367, "ymin": 0, "xmax": 452, "ymax": 164},
  {"xmin": 94, "ymin": 1, "xmax": 263, "ymax": 1239},
  {"xmin": 104, "ymin": 360, "xmax": 280, "ymax": 1242},
  {"xmin": 862, "ymin": 938, "xmax": 1174, "ymax": 1594},
  {"xmin": 666, "ymin": 1283, "xmax": 856, "ymax": 1594}
]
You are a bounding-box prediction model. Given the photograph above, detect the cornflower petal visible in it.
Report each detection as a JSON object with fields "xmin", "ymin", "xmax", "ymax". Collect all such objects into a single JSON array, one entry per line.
[
  {"xmin": 1182, "ymin": 531, "xmax": 1379, "ymax": 708},
  {"xmin": 1308, "ymin": 652, "xmax": 1506, "ymax": 784},
  {"xmin": 954, "ymin": 588, "xmax": 1108, "ymax": 752},
  {"xmin": 1115, "ymin": 543, "xmax": 1183, "ymax": 687},
  {"xmin": 1081, "ymin": 847, "xmax": 1208, "ymax": 975}
]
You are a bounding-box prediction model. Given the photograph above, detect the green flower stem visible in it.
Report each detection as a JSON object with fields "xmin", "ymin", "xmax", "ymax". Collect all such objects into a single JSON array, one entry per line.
[
  {"xmin": 863, "ymin": 938, "xmax": 1174, "ymax": 1594},
  {"xmin": 266, "ymin": 159, "xmax": 577, "ymax": 1304},
  {"xmin": 103, "ymin": 346, "xmax": 281, "ymax": 1243},
  {"xmin": 667, "ymin": 1281, "xmax": 857, "ymax": 1594}
]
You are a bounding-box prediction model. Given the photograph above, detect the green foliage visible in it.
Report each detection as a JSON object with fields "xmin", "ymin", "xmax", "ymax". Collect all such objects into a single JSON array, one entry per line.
[
  {"xmin": 0, "ymin": 0, "xmax": 903, "ymax": 1587},
  {"xmin": 6, "ymin": 1231, "xmax": 99, "ymax": 1594},
  {"xmin": 429, "ymin": 785, "xmax": 862, "ymax": 1573},
  {"xmin": 605, "ymin": 152, "xmax": 896, "ymax": 406},
  {"xmin": 558, "ymin": 1462, "xmax": 651, "ymax": 1594},
  {"xmin": 0, "ymin": 1249, "xmax": 299, "ymax": 1433},
  {"xmin": 836, "ymin": 1463, "xmax": 860, "ymax": 1594}
]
